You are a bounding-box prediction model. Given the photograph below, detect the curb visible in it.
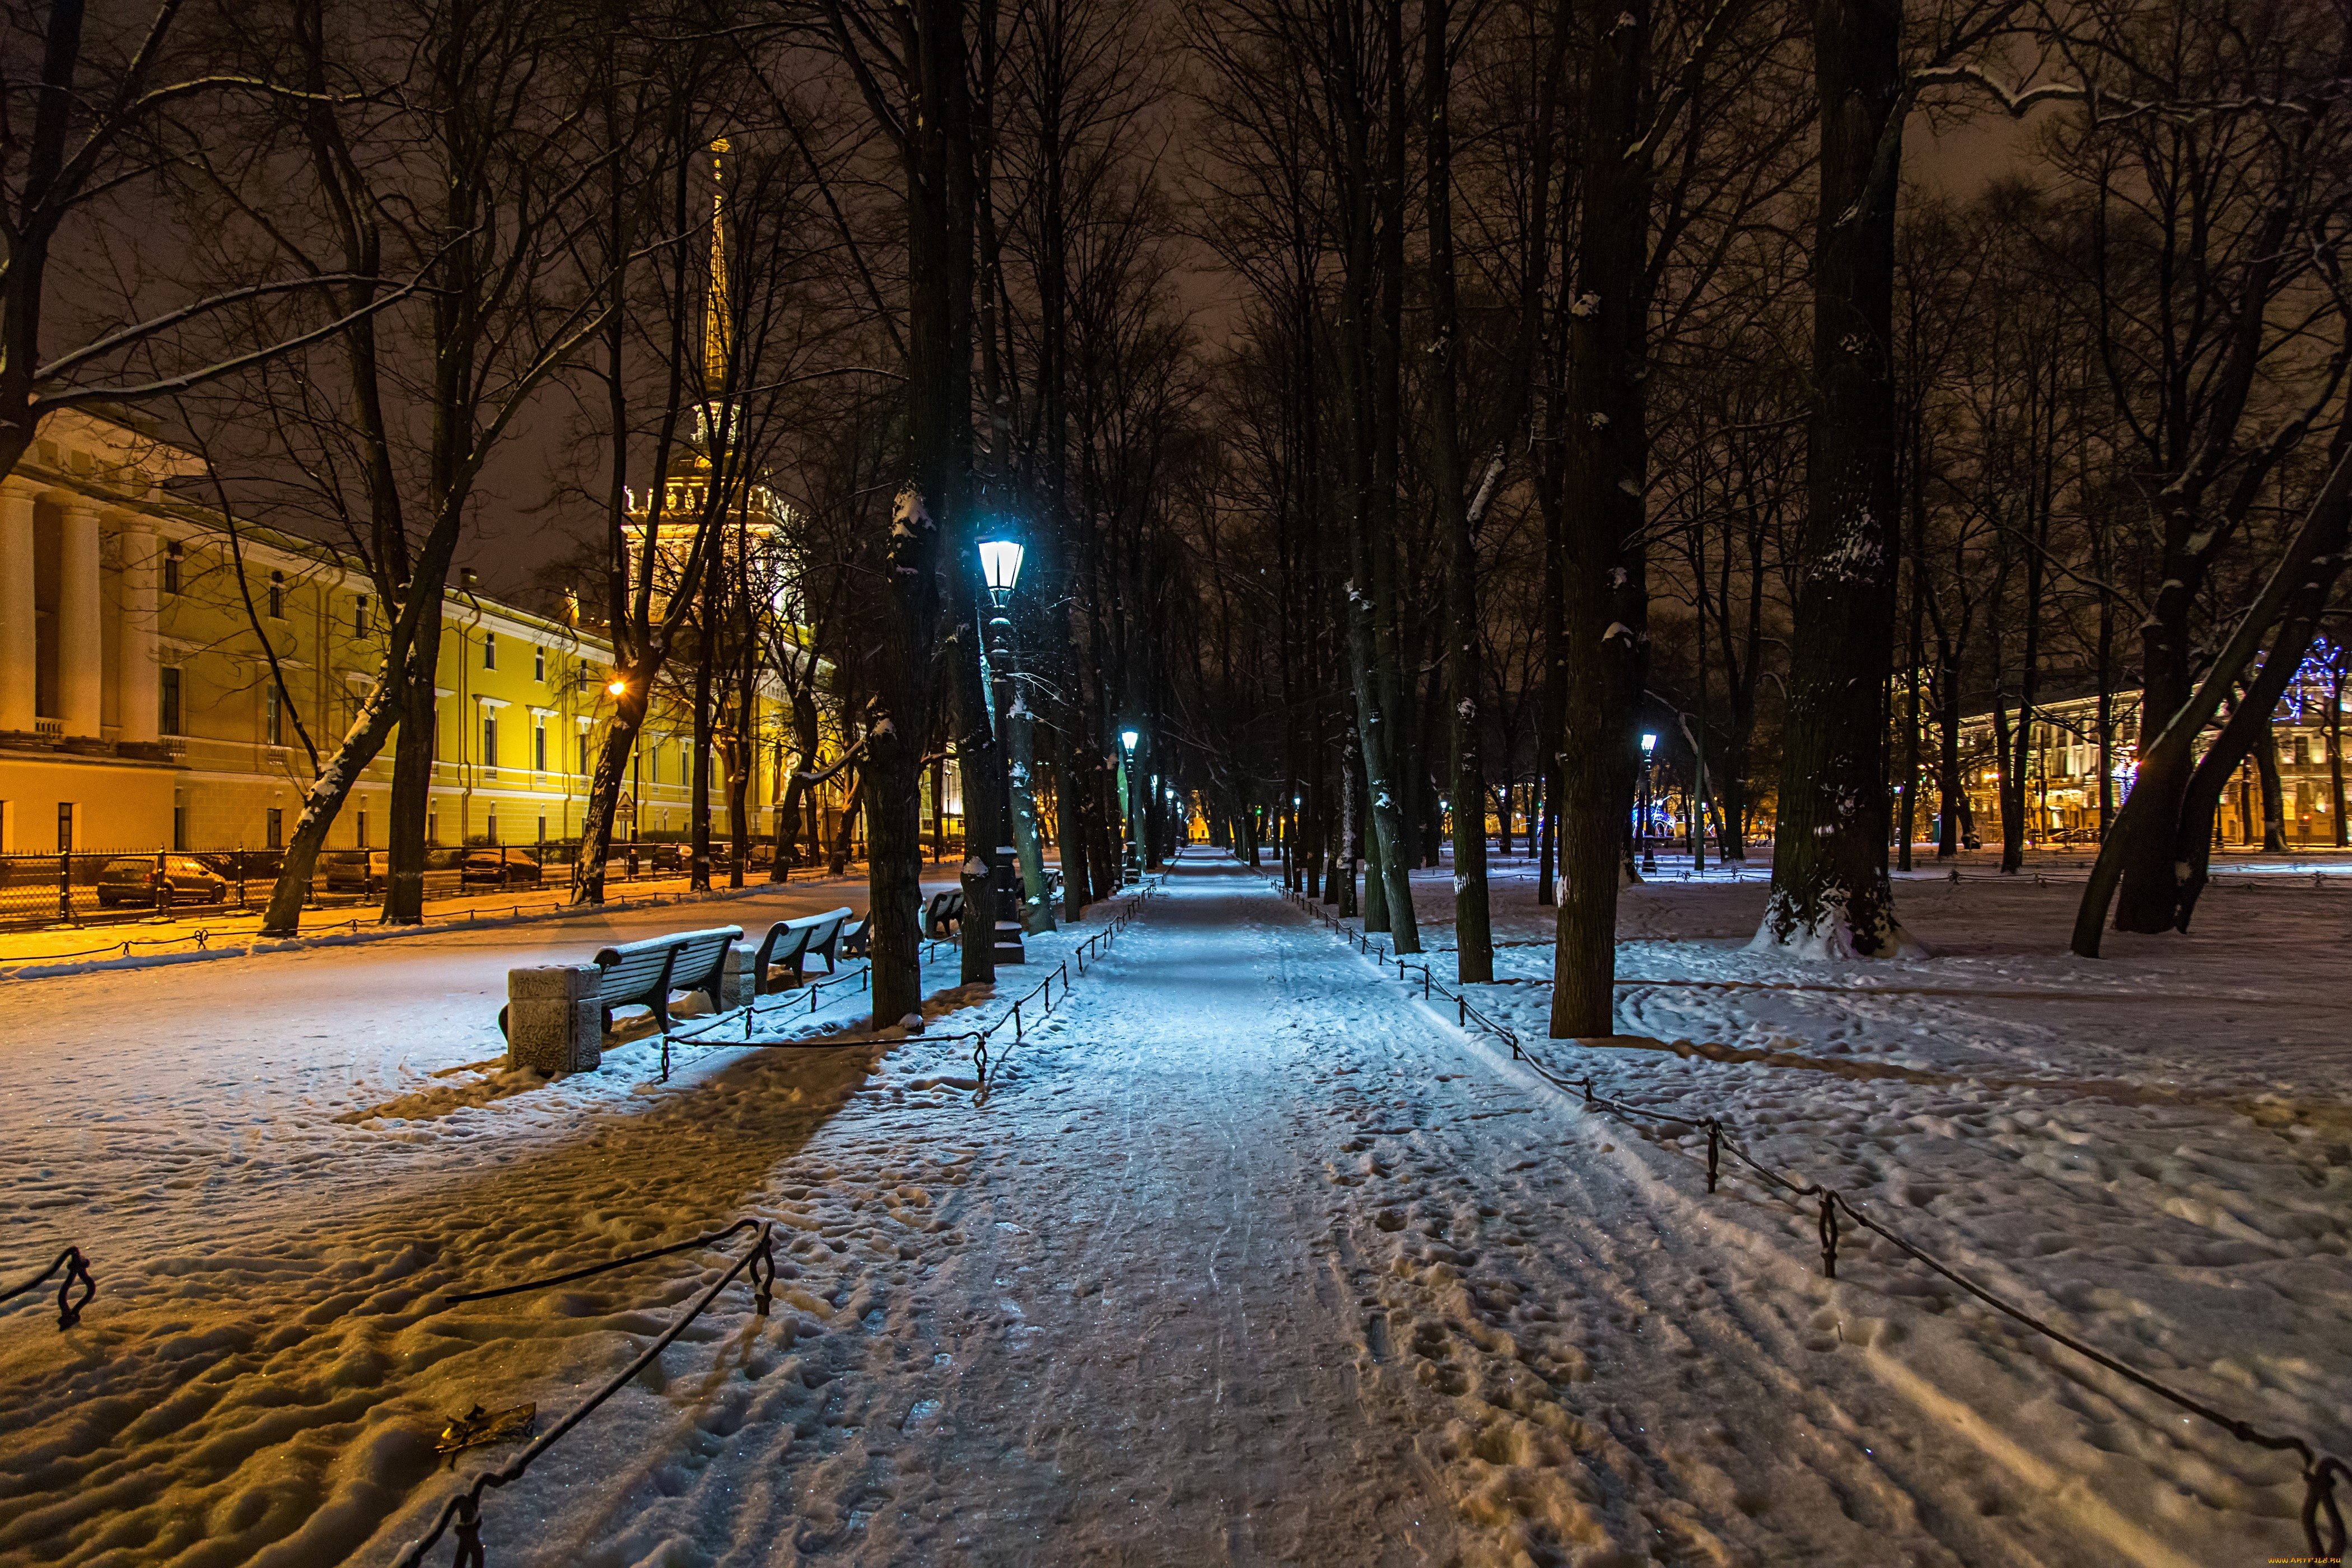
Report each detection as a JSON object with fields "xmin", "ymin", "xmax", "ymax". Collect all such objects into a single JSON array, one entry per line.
[{"xmin": 0, "ymin": 880, "xmax": 829, "ymax": 985}]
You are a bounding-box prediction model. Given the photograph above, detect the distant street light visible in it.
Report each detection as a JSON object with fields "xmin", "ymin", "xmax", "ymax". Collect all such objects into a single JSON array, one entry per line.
[
  {"xmin": 606, "ymin": 678, "xmax": 628, "ymax": 697},
  {"xmin": 1119, "ymin": 729, "xmax": 1141, "ymax": 878},
  {"xmin": 1640, "ymin": 732, "xmax": 1659, "ymax": 875}
]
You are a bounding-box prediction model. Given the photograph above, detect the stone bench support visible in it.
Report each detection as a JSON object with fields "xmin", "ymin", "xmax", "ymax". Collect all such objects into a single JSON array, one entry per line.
[{"xmin": 506, "ymin": 964, "xmax": 603, "ymax": 1073}]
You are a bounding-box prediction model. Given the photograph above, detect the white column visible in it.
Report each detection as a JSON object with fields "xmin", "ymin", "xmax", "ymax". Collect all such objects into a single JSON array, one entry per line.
[
  {"xmin": 116, "ymin": 523, "xmax": 159, "ymax": 742},
  {"xmin": 0, "ymin": 485, "xmax": 33, "ymax": 732},
  {"xmin": 55, "ymin": 501, "xmax": 102, "ymax": 737}
]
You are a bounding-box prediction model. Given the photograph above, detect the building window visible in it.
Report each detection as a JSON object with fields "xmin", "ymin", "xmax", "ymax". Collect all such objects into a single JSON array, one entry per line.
[
  {"xmin": 265, "ymin": 685, "xmax": 283, "ymax": 747},
  {"xmin": 172, "ymin": 802, "xmax": 186, "ymax": 852},
  {"xmin": 534, "ymin": 721, "xmax": 547, "ymax": 773},
  {"xmin": 163, "ymin": 541, "xmax": 182, "ymax": 595},
  {"xmin": 427, "ymin": 809, "xmax": 438, "ymax": 845},
  {"xmin": 57, "ymin": 801, "xmax": 77, "ymax": 852},
  {"xmin": 579, "ymin": 732, "xmax": 591, "ymax": 774},
  {"xmin": 354, "ymin": 595, "xmax": 370, "ymax": 635},
  {"xmin": 268, "ymin": 571, "xmax": 286, "ymax": 619},
  {"xmin": 534, "ymin": 645, "xmax": 545, "ymax": 681},
  {"xmin": 651, "ymin": 744, "xmax": 660, "ymax": 785},
  {"xmin": 2293, "ymin": 735, "xmax": 2310, "ymax": 766},
  {"xmin": 160, "ymin": 668, "xmax": 181, "ymax": 736},
  {"xmin": 482, "ymin": 714, "xmax": 498, "ymax": 772},
  {"xmin": 357, "ymin": 809, "xmax": 369, "ymax": 848},
  {"xmin": 483, "ymin": 632, "xmax": 496, "ymax": 671},
  {"xmin": 265, "ymin": 808, "xmax": 283, "ymax": 849}
]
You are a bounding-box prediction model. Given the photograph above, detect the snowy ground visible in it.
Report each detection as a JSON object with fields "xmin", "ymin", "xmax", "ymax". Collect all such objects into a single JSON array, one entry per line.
[{"xmin": 1, "ymin": 852, "xmax": 2345, "ymax": 1565}]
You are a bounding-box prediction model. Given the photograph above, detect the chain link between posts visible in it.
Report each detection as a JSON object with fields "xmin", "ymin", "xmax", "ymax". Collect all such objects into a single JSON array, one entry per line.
[
  {"xmin": 921, "ymin": 878, "xmax": 1165, "ymax": 1103},
  {"xmin": 0, "ymin": 1245, "xmax": 96, "ymax": 1329},
  {"xmin": 1262, "ymin": 872, "xmax": 2351, "ymax": 1561},
  {"xmin": 393, "ymin": 1220, "xmax": 778, "ymax": 1568}
]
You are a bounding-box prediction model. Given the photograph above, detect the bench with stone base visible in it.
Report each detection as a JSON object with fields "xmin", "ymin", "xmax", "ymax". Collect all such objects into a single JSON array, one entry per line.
[{"xmin": 501, "ymin": 924, "xmax": 744, "ymax": 1081}]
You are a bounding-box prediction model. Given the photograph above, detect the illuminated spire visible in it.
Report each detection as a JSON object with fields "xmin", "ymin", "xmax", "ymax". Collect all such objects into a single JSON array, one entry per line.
[{"xmin": 704, "ymin": 138, "xmax": 730, "ymax": 394}]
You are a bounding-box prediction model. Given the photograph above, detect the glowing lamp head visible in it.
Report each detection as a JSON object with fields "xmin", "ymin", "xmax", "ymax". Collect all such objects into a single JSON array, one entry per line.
[
  {"xmin": 1121, "ymin": 729, "xmax": 1139, "ymax": 753},
  {"xmin": 978, "ymin": 537, "xmax": 1025, "ymax": 605},
  {"xmin": 1641, "ymin": 732, "xmax": 1658, "ymax": 753},
  {"xmin": 607, "ymin": 678, "xmax": 629, "ymax": 698}
]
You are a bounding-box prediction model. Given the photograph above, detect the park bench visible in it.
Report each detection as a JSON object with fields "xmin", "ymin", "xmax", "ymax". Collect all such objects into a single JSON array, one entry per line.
[
  {"xmin": 587, "ymin": 925, "xmax": 744, "ymax": 1037},
  {"xmin": 749, "ymin": 906, "xmax": 854, "ymax": 994},
  {"xmin": 499, "ymin": 925, "xmax": 744, "ymax": 1079},
  {"xmin": 923, "ymin": 889, "xmax": 964, "ymax": 939}
]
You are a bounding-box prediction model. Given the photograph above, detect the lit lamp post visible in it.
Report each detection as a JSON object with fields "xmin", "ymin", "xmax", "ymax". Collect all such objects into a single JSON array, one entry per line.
[
  {"xmin": 978, "ymin": 535, "xmax": 1028, "ymax": 963},
  {"xmin": 1120, "ymin": 729, "xmax": 1140, "ymax": 879},
  {"xmin": 1639, "ymin": 731, "xmax": 1659, "ymax": 874}
]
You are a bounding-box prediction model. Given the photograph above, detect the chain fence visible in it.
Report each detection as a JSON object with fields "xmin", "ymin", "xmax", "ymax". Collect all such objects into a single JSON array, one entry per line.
[
  {"xmin": 0, "ymin": 1244, "xmax": 96, "ymax": 1330},
  {"xmin": 920, "ymin": 877, "xmax": 1165, "ymax": 1103},
  {"xmin": 649, "ymin": 884, "xmax": 1161, "ymax": 1090},
  {"xmin": 1263, "ymin": 873, "xmax": 2350, "ymax": 1561},
  {"xmin": 393, "ymin": 1220, "xmax": 778, "ymax": 1567}
]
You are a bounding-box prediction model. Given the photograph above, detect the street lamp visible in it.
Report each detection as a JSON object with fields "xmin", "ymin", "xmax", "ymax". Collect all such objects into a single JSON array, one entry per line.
[
  {"xmin": 1119, "ymin": 730, "xmax": 1140, "ymax": 878},
  {"xmin": 1640, "ymin": 732, "xmax": 1659, "ymax": 875},
  {"xmin": 977, "ymin": 532, "xmax": 1029, "ymax": 961},
  {"xmin": 978, "ymin": 536, "xmax": 1025, "ymax": 606}
]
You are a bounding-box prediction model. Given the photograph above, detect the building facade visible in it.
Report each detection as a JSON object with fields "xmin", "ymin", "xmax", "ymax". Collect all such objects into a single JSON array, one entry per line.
[
  {"xmin": 0, "ymin": 410, "xmax": 808, "ymax": 856},
  {"xmin": 1954, "ymin": 681, "xmax": 2346, "ymax": 848}
]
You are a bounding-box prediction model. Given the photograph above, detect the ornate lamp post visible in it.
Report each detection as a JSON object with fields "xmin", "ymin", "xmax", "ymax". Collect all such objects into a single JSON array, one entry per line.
[
  {"xmin": 1640, "ymin": 731, "xmax": 1659, "ymax": 874},
  {"xmin": 978, "ymin": 535, "xmax": 1027, "ymax": 963},
  {"xmin": 1120, "ymin": 729, "xmax": 1140, "ymax": 879}
]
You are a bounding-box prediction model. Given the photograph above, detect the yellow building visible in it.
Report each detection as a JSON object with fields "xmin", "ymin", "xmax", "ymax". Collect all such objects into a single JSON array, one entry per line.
[{"xmin": 0, "ymin": 409, "xmax": 801, "ymax": 856}]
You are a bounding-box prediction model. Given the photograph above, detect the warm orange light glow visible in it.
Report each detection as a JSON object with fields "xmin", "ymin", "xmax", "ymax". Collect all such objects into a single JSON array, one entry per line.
[{"xmin": 607, "ymin": 679, "xmax": 628, "ymax": 697}]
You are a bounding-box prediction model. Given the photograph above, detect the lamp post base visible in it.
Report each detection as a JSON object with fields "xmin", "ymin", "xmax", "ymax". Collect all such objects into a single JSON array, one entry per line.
[{"xmin": 991, "ymin": 849, "xmax": 1026, "ymax": 963}]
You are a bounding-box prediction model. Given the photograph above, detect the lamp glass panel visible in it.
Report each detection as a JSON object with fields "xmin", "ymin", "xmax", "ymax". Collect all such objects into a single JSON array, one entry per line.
[{"xmin": 978, "ymin": 539, "xmax": 1025, "ymax": 594}]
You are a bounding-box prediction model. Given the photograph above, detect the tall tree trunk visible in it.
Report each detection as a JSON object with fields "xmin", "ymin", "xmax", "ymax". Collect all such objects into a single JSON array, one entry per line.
[
  {"xmin": 1429, "ymin": 0, "xmax": 1490, "ymax": 981},
  {"xmin": 2072, "ymin": 443, "xmax": 2352, "ymax": 953},
  {"xmin": 863, "ymin": 0, "xmax": 975, "ymax": 1021},
  {"xmin": 1762, "ymin": 0, "xmax": 1907, "ymax": 955},
  {"xmin": 2256, "ymin": 730, "xmax": 2288, "ymax": 852},
  {"xmin": 382, "ymin": 610, "xmax": 447, "ymax": 924},
  {"xmin": 1549, "ymin": 0, "xmax": 1649, "ymax": 1035},
  {"xmin": 690, "ymin": 552, "xmax": 718, "ymax": 893},
  {"xmin": 2331, "ymin": 668, "xmax": 2348, "ymax": 847}
]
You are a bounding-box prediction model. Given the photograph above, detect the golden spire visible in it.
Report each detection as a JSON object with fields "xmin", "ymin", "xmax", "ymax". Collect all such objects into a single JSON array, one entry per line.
[{"xmin": 704, "ymin": 138, "xmax": 730, "ymax": 393}]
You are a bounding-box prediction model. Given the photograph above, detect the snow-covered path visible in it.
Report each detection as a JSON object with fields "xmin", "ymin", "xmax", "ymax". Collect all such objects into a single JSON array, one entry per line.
[{"xmin": 1, "ymin": 855, "xmax": 2331, "ymax": 1565}]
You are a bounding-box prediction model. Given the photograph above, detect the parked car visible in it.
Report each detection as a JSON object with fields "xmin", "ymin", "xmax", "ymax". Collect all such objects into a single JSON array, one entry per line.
[
  {"xmin": 460, "ymin": 848, "xmax": 545, "ymax": 886},
  {"xmin": 94, "ymin": 855, "xmax": 229, "ymax": 908},
  {"xmin": 324, "ymin": 850, "xmax": 390, "ymax": 894},
  {"xmin": 612, "ymin": 842, "xmax": 685, "ymax": 874},
  {"xmin": 192, "ymin": 848, "xmax": 288, "ymax": 882}
]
